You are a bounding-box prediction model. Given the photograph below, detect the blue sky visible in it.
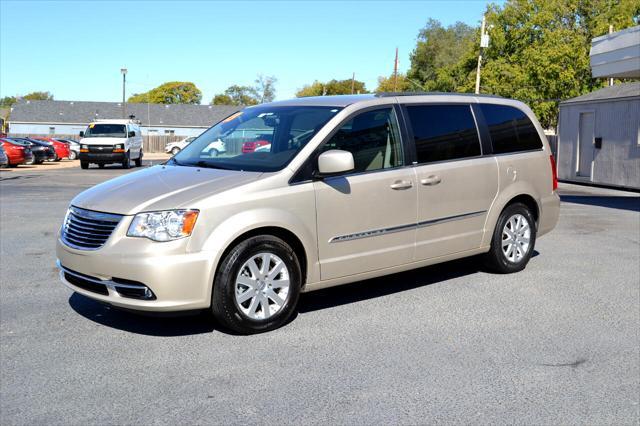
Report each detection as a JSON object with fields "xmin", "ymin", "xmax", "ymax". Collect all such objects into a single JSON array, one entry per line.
[{"xmin": 1, "ymin": 0, "xmax": 499, "ymax": 102}]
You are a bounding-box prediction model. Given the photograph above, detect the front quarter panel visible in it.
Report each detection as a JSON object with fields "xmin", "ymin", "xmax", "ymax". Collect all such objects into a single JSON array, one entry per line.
[{"xmin": 190, "ymin": 177, "xmax": 319, "ymax": 298}]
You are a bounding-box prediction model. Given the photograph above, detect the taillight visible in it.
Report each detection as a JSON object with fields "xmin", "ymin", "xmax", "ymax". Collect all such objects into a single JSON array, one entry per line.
[{"xmin": 550, "ymin": 154, "xmax": 558, "ymax": 191}]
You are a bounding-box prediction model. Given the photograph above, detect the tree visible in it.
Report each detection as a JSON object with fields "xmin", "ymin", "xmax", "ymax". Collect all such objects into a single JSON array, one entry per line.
[
  {"xmin": 295, "ymin": 79, "xmax": 368, "ymax": 97},
  {"xmin": 128, "ymin": 82, "xmax": 202, "ymax": 104},
  {"xmin": 0, "ymin": 96, "xmax": 17, "ymax": 108},
  {"xmin": 23, "ymin": 91, "xmax": 54, "ymax": 101},
  {"xmin": 406, "ymin": 1, "xmax": 640, "ymax": 128},
  {"xmin": 254, "ymin": 74, "xmax": 277, "ymax": 103},
  {"xmin": 478, "ymin": 0, "xmax": 640, "ymax": 128},
  {"xmin": 407, "ymin": 19, "xmax": 476, "ymax": 92},
  {"xmin": 375, "ymin": 73, "xmax": 414, "ymax": 93},
  {"xmin": 211, "ymin": 85, "xmax": 259, "ymax": 106}
]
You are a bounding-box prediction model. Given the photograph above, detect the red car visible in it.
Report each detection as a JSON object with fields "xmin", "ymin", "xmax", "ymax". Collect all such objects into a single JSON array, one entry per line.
[
  {"xmin": 241, "ymin": 139, "xmax": 271, "ymax": 154},
  {"xmin": 0, "ymin": 138, "xmax": 34, "ymax": 167},
  {"xmin": 33, "ymin": 137, "xmax": 70, "ymax": 161}
]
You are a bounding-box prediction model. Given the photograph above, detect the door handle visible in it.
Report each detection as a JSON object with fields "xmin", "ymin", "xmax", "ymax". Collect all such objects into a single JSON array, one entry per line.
[
  {"xmin": 420, "ymin": 175, "xmax": 442, "ymax": 186},
  {"xmin": 390, "ymin": 180, "xmax": 413, "ymax": 190}
]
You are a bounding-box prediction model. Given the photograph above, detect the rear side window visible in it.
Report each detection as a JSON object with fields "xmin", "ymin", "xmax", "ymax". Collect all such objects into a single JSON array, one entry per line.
[
  {"xmin": 406, "ymin": 105, "xmax": 481, "ymax": 164},
  {"xmin": 480, "ymin": 104, "xmax": 542, "ymax": 154}
]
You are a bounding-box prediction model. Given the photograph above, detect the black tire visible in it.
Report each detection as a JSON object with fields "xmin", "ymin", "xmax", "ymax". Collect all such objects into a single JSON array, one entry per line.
[
  {"xmin": 80, "ymin": 161, "xmax": 89, "ymax": 169},
  {"xmin": 54, "ymin": 156, "xmax": 61, "ymax": 162},
  {"xmin": 134, "ymin": 150, "xmax": 143, "ymax": 167},
  {"xmin": 98, "ymin": 163, "xmax": 105, "ymax": 169},
  {"xmin": 212, "ymin": 235, "xmax": 302, "ymax": 334},
  {"xmin": 122, "ymin": 152, "xmax": 130, "ymax": 169},
  {"xmin": 171, "ymin": 147, "xmax": 180, "ymax": 156},
  {"xmin": 484, "ymin": 202, "xmax": 537, "ymax": 273}
]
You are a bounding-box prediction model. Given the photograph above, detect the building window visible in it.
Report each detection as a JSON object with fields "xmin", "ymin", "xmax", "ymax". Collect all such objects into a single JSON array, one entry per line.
[
  {"xmin": 49, "ymin": 126, "xmax": 55, "ymax": 135},
  {"xmin": 164, "ymin": 130, "xmax": 175, "ymax": 135}
]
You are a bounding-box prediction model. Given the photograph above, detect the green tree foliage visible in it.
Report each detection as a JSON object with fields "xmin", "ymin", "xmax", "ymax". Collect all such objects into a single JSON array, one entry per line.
[
  {"xmin": 479, "ymin": 0, "xmax": 640, "ymax": 128},
  {"xmin": 375, "ymin": 73, "xmax": 414, "ymax": 92},
  {"xmin": 23, "ymin": 91, "xmax": 54, "ymax": 101},
  {"xmin": 407, "ymin": 19, "xmax": 476, "ymax": 92},
  {"xmin": 211, "ymin": 85, "xmax": 259, "ymax": 106},
  {"xmin": 408, "ymin": 1, "xmax": 640, "ymax": 128},
  {"xmin": 128, "ymin": 82, "xmax": 202, "ymax": 104},
  {"xmin": 0, "ymin": 96, "xmax": 17, "ymax": 108},
  {"xmin": 295, "ymin": 79, "xmax": 368, "ymax": 97}
]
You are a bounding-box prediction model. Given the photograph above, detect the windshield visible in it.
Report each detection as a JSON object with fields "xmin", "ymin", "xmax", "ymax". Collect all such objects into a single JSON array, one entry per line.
[
  {"xmin": 172, "ymin": 106, "xmax": 341, "ymax": 172},
  {"xmin": 84, "ymin": 124, "xmax": 127, "ymax": 138}
]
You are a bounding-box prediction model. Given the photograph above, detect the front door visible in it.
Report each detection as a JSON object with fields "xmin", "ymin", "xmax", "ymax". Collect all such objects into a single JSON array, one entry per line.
[
  {"xmin": 404, "ymin": 104, "xmax": 498, "ymax": 260},
  {"xmin": 577, "ymin": 112, "xmax": 594, "ymax": 178},
  {"xmin": 314, "ymin": 107, "xmax": 417, "ymax": 280}
]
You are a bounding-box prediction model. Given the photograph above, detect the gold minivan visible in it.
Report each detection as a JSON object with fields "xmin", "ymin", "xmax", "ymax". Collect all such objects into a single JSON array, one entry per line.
[{"xmin": 56, "ymin": 94, "xmax": 560, "ymax": 333}]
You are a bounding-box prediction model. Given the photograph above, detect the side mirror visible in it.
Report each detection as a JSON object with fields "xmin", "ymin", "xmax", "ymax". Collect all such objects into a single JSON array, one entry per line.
[
  {"xmin": 128, "ymin": 131, "xmax": 135, "ymax": 137},
  {"xmin": 315, "ymin": 149, "xmax": 354, "ymax": 178},
  {"xmin": 79, "ymin": 131, "xmax": 84, "ymax": 137}
]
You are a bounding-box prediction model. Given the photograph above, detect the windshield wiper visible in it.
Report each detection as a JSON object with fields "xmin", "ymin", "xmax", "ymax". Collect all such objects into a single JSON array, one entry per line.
[{"xmin": 195, "ymin": 160, "xmax": 233, "ymax": 170}]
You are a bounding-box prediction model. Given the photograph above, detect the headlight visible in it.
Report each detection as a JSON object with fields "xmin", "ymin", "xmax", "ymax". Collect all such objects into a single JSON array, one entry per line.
[
  {"xmin": 127, "ymin": 210, "xmax": 199, "ymax": 242},
  {"xmin": 81, "ymin": 145, "xmax": 88, "ymax": 149},
  {"xmin": 114, "ymin": 144, "xmax": 124, "ymax": 149}
]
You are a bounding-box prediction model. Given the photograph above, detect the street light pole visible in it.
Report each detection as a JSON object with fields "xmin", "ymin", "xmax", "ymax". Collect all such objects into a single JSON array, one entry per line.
[
  {"xmin": 475, "ymin": 15, "xmax": 487, "ymax": 94},
  {"xmin": 121, "ymin": 68, "xmax": 127, "ymax": 118}
]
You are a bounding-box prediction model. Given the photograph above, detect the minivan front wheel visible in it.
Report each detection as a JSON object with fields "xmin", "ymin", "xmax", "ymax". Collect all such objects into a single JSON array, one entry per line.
[
  {"xmin": 484, "ymin": 202, "xmax": 537, "ymax": 273},
  {"xmin": 212, "ymin": 235, "xmax": 301, "ymax": 334}
]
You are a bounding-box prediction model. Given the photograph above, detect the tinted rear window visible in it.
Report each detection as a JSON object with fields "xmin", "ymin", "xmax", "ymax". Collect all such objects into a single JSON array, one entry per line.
[
  {"xmin": 480, "ymin": 104, "xmax": 542, "ymax": 154},
  {"xmin": 406, "ymin": 104, "xmax": 481, "ymax": 164}
]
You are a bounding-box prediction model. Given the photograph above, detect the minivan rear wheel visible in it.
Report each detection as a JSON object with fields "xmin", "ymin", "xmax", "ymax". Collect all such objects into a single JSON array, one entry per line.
[
  {"xmin": 212, "ymin": 235, "xmax": 301, "ymax": 334},
  {"xmin": 484, "ymin": 202, "xmax": 536, "ymax": 273}
]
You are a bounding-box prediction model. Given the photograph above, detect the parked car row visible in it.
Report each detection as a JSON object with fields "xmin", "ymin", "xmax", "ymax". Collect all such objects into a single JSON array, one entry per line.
[{"xmin": 0, "ymin": 137, "xmax": 77, "ymax": 168}]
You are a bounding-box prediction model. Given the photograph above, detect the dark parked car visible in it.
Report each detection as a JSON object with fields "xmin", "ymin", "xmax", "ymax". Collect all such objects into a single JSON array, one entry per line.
[
  {"xmin": 12, "ymin": 138, "xmax": 56, "ymax": 163},
  {"xmin": 0, "ymin": 144, "xmax": 8, "ymax": 168},
  {"xmin": 7, "ymin": 138, "xmax": 53, "ymax": 164}
]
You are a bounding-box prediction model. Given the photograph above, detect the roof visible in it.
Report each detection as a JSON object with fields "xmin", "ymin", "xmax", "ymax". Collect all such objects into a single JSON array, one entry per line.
[
  {"xmin": 9, "ymin": 100, "xmax": 240, "ymax": 128},
  {"xmin": 265, "ymin": 92, "xmax": 505, "ymax": 108},
  {"xmin": 590, "ymin": 25, "xmax": 640, "ymax": 78},
  {"xmin": 560, "ymin": 82, "xmax": 640, "ymax": 105}
]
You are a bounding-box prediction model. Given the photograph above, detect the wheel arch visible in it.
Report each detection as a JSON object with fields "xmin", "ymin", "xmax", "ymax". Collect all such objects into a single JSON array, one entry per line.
[{"xmin": 482, "ymin": 186, "xmax": 542, "ymax": 247}]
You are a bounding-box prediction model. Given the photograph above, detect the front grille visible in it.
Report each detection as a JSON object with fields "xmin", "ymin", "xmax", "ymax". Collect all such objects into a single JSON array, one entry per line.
[
  {"xmin": 88, "ymin": 145, "xmax": 113, "ymax": 153},
  {"xmin": 61, "ymin": 206, "xmax": 122, "ymax": 250}
]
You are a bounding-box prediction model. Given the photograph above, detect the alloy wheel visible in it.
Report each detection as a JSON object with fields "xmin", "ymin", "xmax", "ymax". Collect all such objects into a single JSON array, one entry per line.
[
  {"xmin": 501, "ymin": 214, "xmax": 531, "ymax": 263},
  {"xmin": 234, "ymin": 252, "xmax": 290, "ymax": 320}
]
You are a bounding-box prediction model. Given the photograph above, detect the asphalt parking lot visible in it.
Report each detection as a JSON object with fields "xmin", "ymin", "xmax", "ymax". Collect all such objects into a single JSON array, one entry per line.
[{"xmin": 1, "ymin": 162, "xmax": 639, "ymax": 425}]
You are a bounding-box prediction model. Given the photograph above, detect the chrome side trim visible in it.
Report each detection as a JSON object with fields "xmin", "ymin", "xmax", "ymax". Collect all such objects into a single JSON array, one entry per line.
[
  {"xmin": 329, "ymin": 222, "xmax": 416, "ymax": 243},
  {"xmin": 329, "ymin": 210, "xmax": 487, "ymax": 243},
  {"xmin": 417, "ymin": 210, "xmax": 486, "ymax": 228}
]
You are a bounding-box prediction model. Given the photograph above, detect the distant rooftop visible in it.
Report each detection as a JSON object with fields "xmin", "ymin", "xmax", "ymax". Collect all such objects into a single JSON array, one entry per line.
[
  {"xmin": 9, "ymin": 100, "xmax": 241, "ymax": 128},
  {"xmin": 560, "ymin": 82, "xmax": 640, "ymax": 104}
]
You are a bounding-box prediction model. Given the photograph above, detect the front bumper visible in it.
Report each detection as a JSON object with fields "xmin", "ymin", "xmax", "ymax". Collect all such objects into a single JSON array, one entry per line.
[
  {"xmin": 56, "ymin": 231, "xmax": 216, "ymax": 312},
  {"xmin": 80, "ymin": 152, "xmax": 125, "ymax": 164}
]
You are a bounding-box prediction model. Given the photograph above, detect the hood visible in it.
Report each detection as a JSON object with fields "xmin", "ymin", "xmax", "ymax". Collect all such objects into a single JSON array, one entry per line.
[
  {"xmin": 71, "ymin": 165, "xmax": 263, "ymax": 215},
  {"xmin": 80, "ymin": 137, "xmax": 126, "ymax": 145}
]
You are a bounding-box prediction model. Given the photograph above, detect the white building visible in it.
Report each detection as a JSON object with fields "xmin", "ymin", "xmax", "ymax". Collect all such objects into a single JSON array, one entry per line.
[
  {"xmin": 557, "ymin": 25, "xmax": 640, "ymax": 190},
  {"xmin": 8, "ymin": 100, "xmax": 240, "ymax": 138}
]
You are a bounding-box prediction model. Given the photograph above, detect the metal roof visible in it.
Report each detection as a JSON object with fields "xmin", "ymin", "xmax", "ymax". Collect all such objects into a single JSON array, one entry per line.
[
  {"xmin": 560, "ymin": 82, "xmax": 640, "ymax": 105},
  {"xmin": 9, "ymin": 100, "xmax": 241, "ymax": 128}
]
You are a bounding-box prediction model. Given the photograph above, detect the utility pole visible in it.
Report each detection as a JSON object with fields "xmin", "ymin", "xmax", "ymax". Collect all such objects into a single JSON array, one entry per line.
[
  {"xmin": 351, "ymin": 72, "xmax": 355, "ymax": 94},
  {"xmin": 608, "ymin": 25, "xmax": 614, "ymax": 86},
  {"xmin": 120, "ymin": 68, "xmax": 127, "ymax": 118},
  {"xmin": 475, "ymin": 15, "xmax": 488, "ymax": 94},
  {"xmin": 393, "ymin": 47, "xmax": 399, "ymax": 92}
]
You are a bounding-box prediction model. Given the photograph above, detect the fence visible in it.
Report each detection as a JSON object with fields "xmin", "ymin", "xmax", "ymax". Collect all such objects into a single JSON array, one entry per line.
[{"xmin": 8, "ymin": 133, "xmax": 182, "ymax": 153}]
